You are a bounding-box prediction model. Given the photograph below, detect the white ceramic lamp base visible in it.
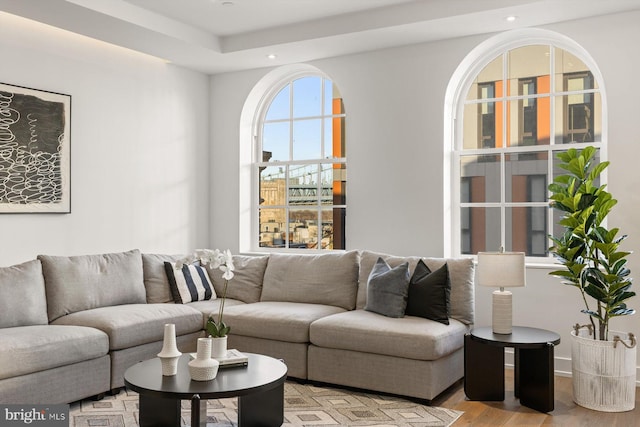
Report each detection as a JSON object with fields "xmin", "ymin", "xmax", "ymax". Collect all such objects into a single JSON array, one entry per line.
[{"xmin": 492, "ymin": 290, "xmax": 513, "ymax": 334}]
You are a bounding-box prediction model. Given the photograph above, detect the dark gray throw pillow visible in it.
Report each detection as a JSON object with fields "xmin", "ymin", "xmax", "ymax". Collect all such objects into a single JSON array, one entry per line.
[
  {"xmin": 364, "ymin": 257, "xmax": 410, "ymax": 318},
  {"xmin": 406, "ymin": 259, "xmax": 451, "ymax": 325}
]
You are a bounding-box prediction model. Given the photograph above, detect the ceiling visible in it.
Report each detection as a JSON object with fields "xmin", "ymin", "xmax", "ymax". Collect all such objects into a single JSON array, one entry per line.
[{"xmin": 1, "ymin": 0, "xmax": 640, "ymax": 74}]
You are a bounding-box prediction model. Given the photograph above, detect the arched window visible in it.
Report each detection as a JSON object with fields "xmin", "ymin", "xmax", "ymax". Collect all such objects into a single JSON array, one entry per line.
[
  {"xmin": 447, "ymin": 30, "xmax": 605, "ymax": 259},
  {"xmin": 253, "ymin": 73, "xmax": 346, "ymax": 251}
]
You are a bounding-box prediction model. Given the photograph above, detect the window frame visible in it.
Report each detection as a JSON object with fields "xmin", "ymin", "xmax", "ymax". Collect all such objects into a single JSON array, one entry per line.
[
  {"xmin": 445, "ymin": 29, "xmax": 607, "ymax": 263},
  {"xmin": 251, "ymin": 71, "xmax": 346, "ymax": 253}
]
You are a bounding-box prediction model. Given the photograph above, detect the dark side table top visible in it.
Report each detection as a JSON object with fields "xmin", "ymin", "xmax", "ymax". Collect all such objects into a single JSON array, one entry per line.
[
  {"xmin": 124, "ymin": 352, "xmax": 287, "ymax": 400},
  {"xmin": 470, "ymin": 326, "xmax": 561, "ymax": 349}
]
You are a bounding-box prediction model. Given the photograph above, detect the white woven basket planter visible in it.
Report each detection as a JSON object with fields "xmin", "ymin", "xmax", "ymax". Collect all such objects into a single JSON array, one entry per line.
[{"xmin": 571, "ymin": 327, "xmax": 637, "ymax": 412}]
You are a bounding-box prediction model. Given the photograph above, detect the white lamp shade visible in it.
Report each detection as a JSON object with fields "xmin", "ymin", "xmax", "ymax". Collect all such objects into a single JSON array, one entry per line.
[{"xmin": 476, "ymin": 252, "xmax": 526, "ymax": 288}]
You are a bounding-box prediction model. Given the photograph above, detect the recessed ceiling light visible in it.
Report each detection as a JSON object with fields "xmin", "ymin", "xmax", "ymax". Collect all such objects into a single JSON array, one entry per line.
[
  {"xmin": 266, "ymin": 54, "xmax": 277, "ymax": 60},
  {"xmin": 220, "ymin": 1, "xmax": 234, "ymax": 6},
  {"xmin": 506, "ymin": 16, "xmax": 517, "ymax": 22}
]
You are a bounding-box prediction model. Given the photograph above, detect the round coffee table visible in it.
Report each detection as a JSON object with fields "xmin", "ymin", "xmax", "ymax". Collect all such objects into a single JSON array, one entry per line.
[{"xmin": 124, "ymin": 352, "xmax": 287, "ymax": 427}]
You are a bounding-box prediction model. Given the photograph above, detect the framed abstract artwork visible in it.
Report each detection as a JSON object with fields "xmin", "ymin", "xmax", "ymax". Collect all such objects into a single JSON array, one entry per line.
[{"xmin": 0, "ymin": 82, "xmax": 71, "ymax": 213}]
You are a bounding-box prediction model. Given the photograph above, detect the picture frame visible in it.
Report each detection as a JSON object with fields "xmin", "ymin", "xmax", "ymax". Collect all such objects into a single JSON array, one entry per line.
[{"xmin": 0, "ymin": 82, "xmax": 71, "ymax": 213}]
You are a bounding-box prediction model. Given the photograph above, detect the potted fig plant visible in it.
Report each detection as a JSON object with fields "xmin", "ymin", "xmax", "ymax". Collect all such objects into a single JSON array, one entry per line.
[
  {"xmin": 177, "ymin": 249, "xmax": 235, "ymax": 358},
  {"xmin": 548, "ymin": 146, "xmax": 636, "ymax": 412}
]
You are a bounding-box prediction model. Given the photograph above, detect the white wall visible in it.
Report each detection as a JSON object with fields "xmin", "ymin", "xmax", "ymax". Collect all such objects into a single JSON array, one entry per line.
[
  {"xmin": 0, "ymin": 12, "xmax": 211, "ymax": 265},
  {"xmin": 3, "ymin": 0, "xmax": 635, "ymax": 383},
  {"xmin": 209, "ymin": 11, "xmax": 640, "ymax": 376}
]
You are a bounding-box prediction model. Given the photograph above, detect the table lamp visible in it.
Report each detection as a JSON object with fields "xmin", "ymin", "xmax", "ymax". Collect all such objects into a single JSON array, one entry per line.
[{"xmin": 476, "ymin": 251, "xmax": 526, "ymax": 334}]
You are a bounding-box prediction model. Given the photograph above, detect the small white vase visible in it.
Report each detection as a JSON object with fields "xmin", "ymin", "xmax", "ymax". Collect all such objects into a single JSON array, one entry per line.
[
  {"xmin": 157, "ymin": 323, "xmax": 182, "ymax": 376},
  {"xmin": 211, "ymin": 336, "xmax": 228, "ymax": 359},
  {"xmin": 188, "ymin": 338, "xmax": 220, "ymax": 381}
]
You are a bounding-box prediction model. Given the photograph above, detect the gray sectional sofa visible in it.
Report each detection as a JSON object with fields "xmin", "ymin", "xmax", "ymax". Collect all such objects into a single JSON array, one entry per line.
[{"xmin": 0, "ymin": 248, "xmax": 474, "ymax": 404}]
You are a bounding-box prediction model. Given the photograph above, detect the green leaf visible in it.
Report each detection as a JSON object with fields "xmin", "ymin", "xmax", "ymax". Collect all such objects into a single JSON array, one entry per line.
[
  {"xmin": 581, "ymin": 146, "xmax": 597, "ymax": 163},
  {"xmin": 219, "ymin": 324, "xmax": 231, "ymax": 336},
  {"xmin": 205, "ymin": 318, "xmax": 231, "ymax": 337},
  {"xmin": 581, "ymin": 309, "xmax": 604, "ymax": 322},
  {"xmin": 549, "ymin": 269, "xmax": 574, "ymax": 278},
  {"xmin": 588, "ymin": 161, "xmax": 609, "ymax": 181},
  {"xmin": 609, "ymin": 251, "xmax": 631, "ymax": 265},
  {"xmin": 577, "ymin": 155, "xmax": 586, "ymax": 177},
  {"xmin": 609, "ymin": 307, "xmax": 636, "ymax": 317},
  {"xmin": 556, "ymin": 150, "xmax": 572, "ymax": 163},
  {"xmin": 548, "ymin": 183, "xmax": 567, "ymax": 194},
  {"xmin": 567, "ymin": 161, "xmax": 584, "ymax": 178},
  {"xmin": 559, "ymin": 216, "xmax": 579, "ymax": 228},
  {"xmin": 613, "ymin": 235, "xmax": 628, "ymax": 245}
]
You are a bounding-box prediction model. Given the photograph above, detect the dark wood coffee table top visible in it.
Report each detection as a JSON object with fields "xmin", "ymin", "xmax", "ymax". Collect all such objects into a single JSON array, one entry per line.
[{"xmin": 124, "ymin": 352, "xmax": 287, "ymax": 400}]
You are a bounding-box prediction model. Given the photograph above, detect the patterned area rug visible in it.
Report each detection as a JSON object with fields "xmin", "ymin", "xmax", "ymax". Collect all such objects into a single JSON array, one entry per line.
[{"xmin": 69, "ymin": 382, "xmax": 462, "ymax": 426}]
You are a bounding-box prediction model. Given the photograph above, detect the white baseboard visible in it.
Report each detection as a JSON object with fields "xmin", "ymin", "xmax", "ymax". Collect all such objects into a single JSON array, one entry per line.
[{"xmin": 503, "ymin": 349, "xmax": 640, "ymax": 386}]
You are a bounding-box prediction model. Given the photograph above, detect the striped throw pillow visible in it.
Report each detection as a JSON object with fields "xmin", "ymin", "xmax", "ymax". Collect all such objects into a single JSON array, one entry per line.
[{"xmin": 164, "ymin": 262, "xmax": 216, "ymax": 303}]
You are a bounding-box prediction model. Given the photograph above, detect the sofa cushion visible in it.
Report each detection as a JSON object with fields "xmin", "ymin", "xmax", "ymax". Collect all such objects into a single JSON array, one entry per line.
[
  {"xmin": 206, "ymin": 255, "xmax": 268, "ymax": 303},
  {"xmin": 39, "ymin": 249, "xmax": 146, "ymax": 322},
  {"xmin": 142, "ymin": 253, "xmax": 183, "ymax": 303},
  {"xmin": 187, "ymin": 298, "xmax": 246, "ymax": 329},
  {"xmin": 0, "ymin": 325, "xmax": 109, "ymax": 380},
  {"xmin": 223, "ymin": 302, "xmax": 346, "ymax": 343},
  {"xmin": 51, "ymin": 303, "xmax": 203, "ymax": 350},
  {"xmin": 165, "ymin": 262, "xmax": 215, "ymax": 303},
  {"xmin": 364, "ymin": 258, "xmax": 410, "ymax": 318},
  {"xmin": 260, "ymin": 251, "xmax": 359, "ymax": 310},
  {"xmin": 357, "ymin": 251, "xmax": 475, "ymax": 324},
  {"xmin": 0, "ymin": 259, "xmax": 48, "ymax": 328},
  {"xmin": 406, "ymin": 260, "xmax": 451, "ymax": 325},
  {"xmin": 310, "ymin": 310, "xmax": 467, "ymax": 361}
]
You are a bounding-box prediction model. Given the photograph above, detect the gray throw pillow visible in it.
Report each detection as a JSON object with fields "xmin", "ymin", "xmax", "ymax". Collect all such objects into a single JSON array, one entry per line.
[{"xmin": 364, "ymin": 257, "xmax": 410, "ymax": 318}]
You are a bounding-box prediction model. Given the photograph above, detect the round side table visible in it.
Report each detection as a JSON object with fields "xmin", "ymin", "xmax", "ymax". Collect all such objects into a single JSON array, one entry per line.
[{"xmin": 464, "ymin": 326, "xmax": 560, "ymax": 413}]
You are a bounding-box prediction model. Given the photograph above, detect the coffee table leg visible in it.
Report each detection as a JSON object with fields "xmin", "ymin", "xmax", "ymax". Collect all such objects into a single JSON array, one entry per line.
[
  {"xmin": 238, "ymin": 382, "xmax": 284, "ymax": 427},
  {"xmin": 190, "ymin": 394, "xmax": 207, "ymax": 427},
  {"xmin": 138, "ymin": 394, "xmax": 181, "ymax": 427}
]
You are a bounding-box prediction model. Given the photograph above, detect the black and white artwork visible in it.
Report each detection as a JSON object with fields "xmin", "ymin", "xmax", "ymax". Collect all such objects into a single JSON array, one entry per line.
[{"xmin": 0, "ymin": 82, "xmax": 70, "ymax": 213}]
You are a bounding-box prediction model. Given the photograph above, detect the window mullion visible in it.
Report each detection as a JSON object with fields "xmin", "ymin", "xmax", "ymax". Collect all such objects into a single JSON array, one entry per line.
[
  {"xmin": 320, "ymin": 78, "xmax": 325, "ymax": 160},
  {"xmin": 500, "ymin": 152, "xmax": 507, "ymax": 251},
  {"xmin": 500, "ymin": 51, "xmax": 508, "ymax": 250},
  {"xmin": 286, "ymin": 79, "xmax": 294, "ymax": 249},
  {"xmin": 550, "ymin": 45, "xmax": 556, "ymax": 147},
  {"xmin": 317, "ymin": 163, "xmax": 322, "ymax": 248},
  {"xmin": 546, "ymin": 36, "xmax": 554, "ymax": 257},
  {"xmin": 284, "ymin": 164, "xmax": 290, "ymax": 249},
  {"xmin": 289, "ymin": 79, "xmax": 294, "ymax": 162}
]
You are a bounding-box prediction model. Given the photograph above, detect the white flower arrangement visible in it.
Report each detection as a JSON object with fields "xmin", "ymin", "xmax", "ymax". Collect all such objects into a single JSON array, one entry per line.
[{"xmin": 177, "ymin": 249, "xmax": 235, "ymax": 337}]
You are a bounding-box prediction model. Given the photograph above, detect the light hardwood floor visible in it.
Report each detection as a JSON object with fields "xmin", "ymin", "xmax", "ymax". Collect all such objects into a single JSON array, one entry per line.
[{"xmin": 432, "ymin": 370, "xmax": 640, "ymax": 426}]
